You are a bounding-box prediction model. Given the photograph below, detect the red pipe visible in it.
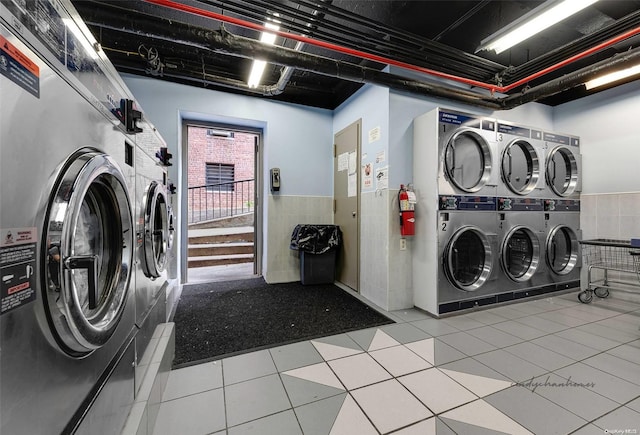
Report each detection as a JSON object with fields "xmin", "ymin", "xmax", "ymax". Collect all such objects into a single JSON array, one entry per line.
[{"xmin": 144, "ymin": 0, "xmax": 640, "ymax": 95}]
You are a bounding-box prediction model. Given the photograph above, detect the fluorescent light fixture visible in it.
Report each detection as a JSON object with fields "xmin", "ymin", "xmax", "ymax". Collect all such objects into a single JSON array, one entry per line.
[
  {"xmin": 477, "ymin": 0, "xmax": 598, "ymax": 54},
  {"xmin": 247, "ymin": 22, "xmax": 280, "ymax": 88},
  {"xmin": 585, "ymin": 64, "xmax": 640, "ymax": 90},
  {"xmin": 63, "ymin": 18, "xmax": 99, "ymax": 59}
]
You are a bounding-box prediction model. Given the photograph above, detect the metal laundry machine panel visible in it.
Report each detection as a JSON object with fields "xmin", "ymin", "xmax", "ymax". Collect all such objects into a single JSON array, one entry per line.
[
  {"xmin": 543, "ymin": 132, "xmax": 582, "ymax": 199},
  {"xmin": 133, "ymin": 145, "xmax": 170, "ymax": 392},
  {"xmin": 437, "ymin": 195, "xmax": 499, "ymax": 313},
  {"xmin": 437, "ymin": 109, "xmax": 499, "ymax": 197},
  {"xmin": 543, "ymin": 199, "xmax": 582, "ymax": 289},
  {"xmin": 496, "ymin": 121, "xmax": 546, "ymax": 198},
  {"xmin": 496, "ymin": 197, "xmax": 548, "ymax": 298},
  {"xmin": 0, "ymin": 4, "xmax": 138, "ymax": 434}
]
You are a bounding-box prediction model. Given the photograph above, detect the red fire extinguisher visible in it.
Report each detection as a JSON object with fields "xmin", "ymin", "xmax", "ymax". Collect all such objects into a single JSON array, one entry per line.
[{"xmin": 399, "ymin": 184, "xmax": 415, "ymax": 236}]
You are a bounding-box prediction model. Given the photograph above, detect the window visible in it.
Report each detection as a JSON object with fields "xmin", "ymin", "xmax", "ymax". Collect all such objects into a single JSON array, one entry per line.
[{"xmin": 206, "ymin": 163, "xmax": 235, "ymax": 191}]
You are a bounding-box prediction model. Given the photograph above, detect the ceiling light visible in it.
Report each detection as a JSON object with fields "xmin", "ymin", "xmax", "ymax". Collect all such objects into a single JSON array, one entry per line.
[
  {"xmin": 477, "ymin": 0, "xmax": 598, "ymax": 54},
  {"xmin": 247, "ymin": 22, "xmax": 280, "ymax": 88},
  {"xmin": 584, "ymin": 64, "xmax": 640, "ymax": 90}
]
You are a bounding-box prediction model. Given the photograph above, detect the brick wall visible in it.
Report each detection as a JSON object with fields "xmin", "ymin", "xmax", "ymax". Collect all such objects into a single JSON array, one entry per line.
[{"xmin": 187, "ymin": 126, "xmax": 256, "ymax": 222}]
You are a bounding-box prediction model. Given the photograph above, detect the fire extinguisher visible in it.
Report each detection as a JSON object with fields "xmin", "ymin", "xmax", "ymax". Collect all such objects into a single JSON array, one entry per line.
[{"xmin": 399, "ymin": 184, "xmax": 415, "ymax": 236}]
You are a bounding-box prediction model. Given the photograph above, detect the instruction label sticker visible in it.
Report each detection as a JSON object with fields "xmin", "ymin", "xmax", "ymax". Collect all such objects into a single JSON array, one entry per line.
[
  {"xmin": 0, "ymin": 35, "xmax": 40, "ymax": 98},
  {"xmin": 1, "ymin": 228, "xmax": 38, "ymax": 316}
]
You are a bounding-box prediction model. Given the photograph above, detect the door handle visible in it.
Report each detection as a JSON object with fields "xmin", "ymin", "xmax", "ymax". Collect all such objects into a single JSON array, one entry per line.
[{"xmin": 352, "ymin": 211, "xmax": 356, "ymax": 218}]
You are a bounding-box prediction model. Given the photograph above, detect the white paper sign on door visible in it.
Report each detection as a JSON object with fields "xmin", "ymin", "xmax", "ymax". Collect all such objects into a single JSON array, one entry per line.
[{"xmin": 338, "ymin": 152, "xmax": 349, "ymax": 172}]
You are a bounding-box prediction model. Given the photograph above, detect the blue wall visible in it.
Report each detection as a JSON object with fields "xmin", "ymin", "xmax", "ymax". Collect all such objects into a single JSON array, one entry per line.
[{"xmin": 122, "ymin": 74, "xmax": 334, "ymax": 197}]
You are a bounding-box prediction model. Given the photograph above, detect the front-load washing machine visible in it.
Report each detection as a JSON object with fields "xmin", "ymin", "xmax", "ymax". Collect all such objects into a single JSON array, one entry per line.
[
  {"xmin": 436, "ymin": 195, "xmax": 499, "ymax": 314},
  {"xmin": 543, "ymin": 132, "xmax": 582, "ymax": 199},
  {"xmin": 0, "ymin": 7, "xmax": 138, "ymax": 433},
  {"xmin": 496, "ymin": 197, "xmax": 547, "ymax": 300},
  {"xmin": 133, "ymin": 144, "xmax": 171, "ymax": 390},
  {"xmin": 436, "ymin": 108, "xmax": 499, "ymax": 197},
  {"xmin": 496, "ymin": 120, "xmax": 546, "ymax": 198},
  {"xmin": 543, "ymin": 199, "xmax": 582, "ymax": 290}
]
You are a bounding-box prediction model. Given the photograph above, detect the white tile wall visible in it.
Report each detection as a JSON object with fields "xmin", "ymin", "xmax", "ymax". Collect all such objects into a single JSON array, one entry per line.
[
  {"xmin": 581, "ymin": 192, "xmax": 640, "ymax": 240},
  {"xmin": 580, "ymin": 192, "xmax": 640, "ymax": 303},
  {"xmin": 265, "ymin": 195, "xmax": 333, "ymax": 283},
  {"xmin": 265, "ymin": 192, "xmax": 415, "ymax": 311},
  {"xmin": 360, "ymin": 190, "xmax": 389, "ymax": 309}
]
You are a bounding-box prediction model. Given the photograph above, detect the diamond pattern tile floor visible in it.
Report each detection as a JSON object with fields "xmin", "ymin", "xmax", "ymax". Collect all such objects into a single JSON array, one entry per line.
[{"xmin": 153, "ymin": 293, "xmax": 640, "ymax": 435}]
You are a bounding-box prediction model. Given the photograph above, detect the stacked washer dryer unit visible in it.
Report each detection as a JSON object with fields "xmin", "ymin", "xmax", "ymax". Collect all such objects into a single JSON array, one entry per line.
[
  {"xmin": 0, "ymin": 1, "xmax": 140, "ymax": 433},
  {"xmin": 132, "ymin": 120, "xmax": 173, "ymax": 390},
  {"xmin": 413, "ymin": 107, "xmax": 501, "ymax": 316},
  {"xmin": 542, "ymin": 132, "xmax": 582, "ymax": 290},
  {"xmin": 494, "ymin": 121, "xmax": 549, "ymax": 299}
]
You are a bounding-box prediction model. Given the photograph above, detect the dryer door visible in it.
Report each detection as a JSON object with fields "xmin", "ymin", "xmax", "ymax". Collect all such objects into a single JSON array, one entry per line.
[
  {"xmin": 546, "ymin": 146, "xmax": 580, "ymax": 197},
  {"xmin": 444, "ymin": 226, "xmax": 494, "ymax": 291},
  {"xmin": 501, "ymin": 226, "xmax": 540, "ymax": 282},
  {"xmin": 444, "ymin": 129, "xmax": 493, "ymax": 193},
  {"xmin": 501, "ymin": 140, "xmax": 540, "ymax": 195},
  {"xmin": 546, "ymin": 225, "xmax": 580, "ymax": 275},
  {"xmin": 141, "ymin": 181, "xmax": 169, "ymax": 278},
  {"xmin": 43, "ymin": 149, "xmax": 134, "ymax": 358}
]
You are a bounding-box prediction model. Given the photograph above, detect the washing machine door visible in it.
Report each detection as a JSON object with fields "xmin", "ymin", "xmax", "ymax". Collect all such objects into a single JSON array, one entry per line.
[
  {"xmin": 546, "ymin": 146, "xmax": 580, "ymax": 197},
  {"xmin": 43, "ymin": 149, "xmax": 134, "ymax": 358},
  {"xmin": 501, "ymin": 139, "xmax": 540, "ymax": 195},
  {"xmin": 141, "ymin": 181, "xmax": 169, "ymax": 278},
  {"xmin": 546, "ymin": 225, "xmax": 579, "ymax": 275},
  {"xmin": 444, "ymin": 226, "xmax": 494, "ymax": 291},
  {"xmin": 501, "ymin": 226, "xmax": 540, "ymax": 282},
  {"xmin": 444, "ymin": 129, "xmax": 493, "ymax": 193}
]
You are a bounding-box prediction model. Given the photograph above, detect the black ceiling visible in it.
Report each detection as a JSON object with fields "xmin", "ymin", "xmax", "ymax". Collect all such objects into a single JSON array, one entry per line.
[{"xmin": 71, "ymin": 0, "xmax": 640, "ymax": 110}]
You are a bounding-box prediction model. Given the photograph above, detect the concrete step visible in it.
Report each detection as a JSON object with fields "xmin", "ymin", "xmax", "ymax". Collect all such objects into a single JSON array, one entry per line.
[
  {"xmin": 188, "ymin": 242, "xmax": 253, "ymax": 257},
  {"xmin": 188, "ymin": 254, "xmax": 254, "ymax": 268},
  {"xmin": 188, "ymin": 226, "xmax": 254, "ymax": 245}
]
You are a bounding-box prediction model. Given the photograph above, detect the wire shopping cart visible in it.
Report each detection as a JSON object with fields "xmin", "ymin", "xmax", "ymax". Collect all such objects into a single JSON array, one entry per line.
[{"xmin": 578, "ymin": 239, "xmax": 640, "ymax": 303}]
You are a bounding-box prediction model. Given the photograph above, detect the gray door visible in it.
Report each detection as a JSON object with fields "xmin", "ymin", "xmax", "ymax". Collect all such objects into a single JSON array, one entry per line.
[{"xmin": 334, "ymin": 120, "xmax": 360, "ymax": 291}]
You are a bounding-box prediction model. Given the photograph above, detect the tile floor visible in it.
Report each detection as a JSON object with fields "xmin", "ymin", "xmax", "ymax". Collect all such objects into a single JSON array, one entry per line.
[{"xmin": 152, "ymin": 292, "xmax": 640, "ymax": 435}]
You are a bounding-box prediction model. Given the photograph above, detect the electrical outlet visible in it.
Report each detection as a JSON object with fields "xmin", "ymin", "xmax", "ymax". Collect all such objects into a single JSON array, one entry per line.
[{"xmin": 400, "ymin": 238, "xmax": 407, "ymax": 250}]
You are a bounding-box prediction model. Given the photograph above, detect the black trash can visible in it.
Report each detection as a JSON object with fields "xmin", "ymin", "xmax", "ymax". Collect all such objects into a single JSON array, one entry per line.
[{"xmin": 290, "ymin": 224, "xmax": 342, "ymax": 285}]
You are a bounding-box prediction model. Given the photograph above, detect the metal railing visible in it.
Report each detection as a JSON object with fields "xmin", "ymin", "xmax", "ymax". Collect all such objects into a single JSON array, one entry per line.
[{"xmin": 188, "ymin": 179, "xmax": 254, "ymax": 224}]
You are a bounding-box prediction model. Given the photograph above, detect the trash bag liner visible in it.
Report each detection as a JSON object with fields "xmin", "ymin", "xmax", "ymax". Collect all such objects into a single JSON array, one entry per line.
[{"xmin": 290, "ymin": 224, "xmax": 342, "ymax": 254}]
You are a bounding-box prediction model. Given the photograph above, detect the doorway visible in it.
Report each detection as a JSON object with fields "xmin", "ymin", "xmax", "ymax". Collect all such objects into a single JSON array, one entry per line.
[{"xmin": 182, "ymin": 122, "xmax": 262, "ymax": 283}]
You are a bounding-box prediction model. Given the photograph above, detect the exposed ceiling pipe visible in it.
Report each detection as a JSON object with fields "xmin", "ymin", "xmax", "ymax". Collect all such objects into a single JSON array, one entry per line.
[
  {"xmin": 144, "ymin": 0, "xmax": 640, "ymax": 96},
  {"xmin": 262, "ymin": 0, "xmax": 331, "ymax": 96},
  {"xmin": 89, "ymin": 19, "xmax": 501, "ymax": 108},
  {"xmin": 90, "ymin": 14, "xmax": 640, "ymax": 110},
  {"xmin": 502, "ymin": 45, "xmax": 640, "ymax": 108}
]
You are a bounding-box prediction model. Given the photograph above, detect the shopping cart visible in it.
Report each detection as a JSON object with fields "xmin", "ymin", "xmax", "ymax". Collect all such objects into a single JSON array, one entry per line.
[{"xmin": 578, "ymin": 239, "xmax": 640, "ymax": 303}]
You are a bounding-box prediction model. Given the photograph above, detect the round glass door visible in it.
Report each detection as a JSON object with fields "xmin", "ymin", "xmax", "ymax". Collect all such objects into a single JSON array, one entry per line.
[
  {"xmin": 142, "ymin": 181, "xmax": 169, "ymax": 279},
  {"xmin": 501, "ymin": 226, "xmax": 540, "ymax": 282},
  {"xmin": 445, "ymin": 226, "xmax": 493, "ymax": 291},
  {"xmin": 444, "ymin": 129, "xmax": 492, "ymax": 193},
  {"xmin": 546, "ymin": 146, "xmax": 579, "ymax": 196},
  {"xmin": 546, "ymin": 225, "xmax": 579, "ymax": 275},
  {"xmin": 501, "ymin": 140, "xmax": 540, "ymax": 195},
  {"xmin": 43, "ymin": 149, "xmax": 133, "ymax": 358}
]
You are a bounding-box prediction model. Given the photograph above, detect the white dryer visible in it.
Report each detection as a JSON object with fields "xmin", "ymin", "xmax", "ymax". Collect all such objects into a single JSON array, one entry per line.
[
  {"xmin": 436, "ymin": 108, "xmax": 499, "ymax": 197},
  {"xmin": 496, "ymin": 121, "xmax": 546, "ymax": 198},
  {"xmin": 543, "ymin": 132, "xmax": 582, "ymax": 199}
]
